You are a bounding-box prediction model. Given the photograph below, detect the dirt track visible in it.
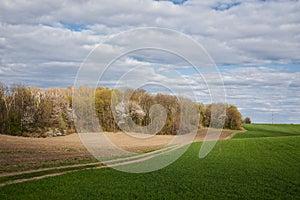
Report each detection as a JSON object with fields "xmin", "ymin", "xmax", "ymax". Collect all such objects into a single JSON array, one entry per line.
[{"xmin": 0, "ymin": 129, "xmax": 240, "ymax": 173}]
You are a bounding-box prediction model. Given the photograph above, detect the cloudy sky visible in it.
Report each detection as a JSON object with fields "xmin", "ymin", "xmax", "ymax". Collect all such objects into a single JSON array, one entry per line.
[{"xmin": 0, "ymin": 0, "xmax": 299, "ymax": 123}]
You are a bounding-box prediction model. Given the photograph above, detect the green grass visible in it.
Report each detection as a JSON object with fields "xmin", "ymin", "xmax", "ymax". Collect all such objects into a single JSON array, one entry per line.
[
  {"xmin": 234, "ymin": 124, "xmax": 300, "ymax": 139},
  {"xmin": 0, "ymin": 131, "xmax": 299, "ymax": 199}
]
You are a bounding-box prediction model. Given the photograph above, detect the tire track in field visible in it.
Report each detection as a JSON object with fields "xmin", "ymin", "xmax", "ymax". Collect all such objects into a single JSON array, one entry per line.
[
  {"xmin": 0, "ymin": 144, "xmax": 181, "ymax": 187},
  {"xmin": 0, "ymin": 130, "xmax": 242, "ymax": 187}
]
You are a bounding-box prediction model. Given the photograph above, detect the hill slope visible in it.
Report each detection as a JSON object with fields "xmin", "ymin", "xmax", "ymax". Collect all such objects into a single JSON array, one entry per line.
[
  {"xmin": 234, "ymin": 124, "xmax": 300, "ymax": 139},
  {"xmin": 1, "ymin": 125, "xmax": 299, "ymax": 199}
]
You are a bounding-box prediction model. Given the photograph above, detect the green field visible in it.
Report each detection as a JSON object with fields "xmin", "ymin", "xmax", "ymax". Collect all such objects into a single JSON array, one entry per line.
[
  {"xmin": 0, "ymin": 124, "xmax": 299, "ymax": 199},
  {"xmin": 234, "ymin": 124, "xmax": 300, "ymax": 139}
]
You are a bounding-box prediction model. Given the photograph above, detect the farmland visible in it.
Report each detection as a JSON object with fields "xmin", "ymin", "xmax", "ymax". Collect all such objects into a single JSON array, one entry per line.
[
  {"xmin": 0, "ymin": 129, "xmax": 236, "ymax": 173},
  {"xmin": 234, "ymin": 124, "xmax": 300, "ymax": 138},
  {"xmin": 0, "ymin": 124, "xmax": 299, "ymax": 199}
]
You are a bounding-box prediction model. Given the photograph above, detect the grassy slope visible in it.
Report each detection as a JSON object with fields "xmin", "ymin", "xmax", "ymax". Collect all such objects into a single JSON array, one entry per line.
[
  {"xmin": 1, "ymin": 131, "xmax": 299, "ymax": 199},
  {"xmin": 234, "ymin": 124, "xmax": 300, "ymax": 139}
]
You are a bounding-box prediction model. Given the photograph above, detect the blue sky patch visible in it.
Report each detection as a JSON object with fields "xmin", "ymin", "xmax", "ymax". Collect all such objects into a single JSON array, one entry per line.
[
  {"xmin": 212, "ymin": 2, "xmax": 241, "ymax": 11},
  {"xmin": 60, "ymin": 21, "xmax": 88, "ymax": 31},
  {"xmin": 154, "ymin": 0, "xmax": 188, "ymax": 5}
]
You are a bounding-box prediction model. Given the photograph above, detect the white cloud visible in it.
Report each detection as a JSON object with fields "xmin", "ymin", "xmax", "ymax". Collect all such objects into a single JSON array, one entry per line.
[
  {"xmin": 220, "ymin": 65, "xmax": 300, "ymax": 123},
  {"xmin": 1, "ymin": 0, "xmax": 300, "ymax": 65},
  {"xmin": 0, "ymin": 0, "xmax": 299, "ymax": 123}
]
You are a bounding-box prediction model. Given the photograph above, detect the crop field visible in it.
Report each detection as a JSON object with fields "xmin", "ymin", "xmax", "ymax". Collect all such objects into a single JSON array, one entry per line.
[
  {"xmin": 0, "ymin": 124, "xmax": 299, "ymax": 199},
  {"xmin": 234, "ymin": 124, "xmax": 300, "ymax": 139},
  {"xmin": 0, "ymin": 129, "xmax": 235, "ymax": 173}
]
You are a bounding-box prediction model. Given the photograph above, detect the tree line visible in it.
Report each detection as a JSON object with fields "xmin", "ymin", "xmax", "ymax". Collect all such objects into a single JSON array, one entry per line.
[
  {"xmin": 0, "ymin": 83, "xmax": 247, "ymax": 137},
  {"xmin": 0, "ymin": 83, "xmax": 74, "ymax": 137}
]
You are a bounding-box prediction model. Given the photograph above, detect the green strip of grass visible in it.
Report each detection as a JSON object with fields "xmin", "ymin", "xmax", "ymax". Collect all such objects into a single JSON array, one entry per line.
[
  {"xmin": 0, "ymin": 135, "xmax": 299, "ymax": 199},
  {"xmin": 234, "ymin": 124, "xmax": 300, "ymax": 139}
]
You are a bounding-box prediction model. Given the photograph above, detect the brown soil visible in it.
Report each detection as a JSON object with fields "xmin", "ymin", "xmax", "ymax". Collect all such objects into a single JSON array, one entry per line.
[
  {"xmin": 104, "ymin": 128, "xmax": 240, "ymax": 152},
  {"xmin": 0, "ymin": 129, "xmax": 240, "ymax": 173},
  {"xmin": 0, "ymin": 134, "xmax": 95, "ymax": 173}
]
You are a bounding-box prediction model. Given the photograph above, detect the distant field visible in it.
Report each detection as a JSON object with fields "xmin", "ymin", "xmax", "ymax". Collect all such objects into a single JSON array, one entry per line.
[
  {"xmin": 0, "ymin": 124, "xmax": 299, "ymax": 199},
  {"xmin": 234, "ymin": 124, "xmax": 300, "ymax": 139}
]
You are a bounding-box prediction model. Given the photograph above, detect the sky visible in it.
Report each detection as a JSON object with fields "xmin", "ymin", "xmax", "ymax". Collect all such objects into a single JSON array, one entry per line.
[{"xmin": 0, "ymin": 0, "xmax": 299, "ymax": 123}]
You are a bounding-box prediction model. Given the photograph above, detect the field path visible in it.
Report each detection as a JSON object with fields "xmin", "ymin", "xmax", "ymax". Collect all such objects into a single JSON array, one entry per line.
[
  {"xmin": 0, "ymin": 129, "xmax": 242, "ymax": 187},
  {"xmin": 0, "ymin": 144, "xmax": 182, "ymax": 187}
]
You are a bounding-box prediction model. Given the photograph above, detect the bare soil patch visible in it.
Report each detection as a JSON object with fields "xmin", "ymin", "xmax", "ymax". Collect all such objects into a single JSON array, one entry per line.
[
  {"xmin": 0, "ymin": 134, "xmax": 95, "ymax": 173},
  {"xmin": 0, "ymin": 129, "xmax": 239, "ymax": 173},
  {"xmin": 104, "ymin": 128, "xmax": 240, "ymax": 152}
]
